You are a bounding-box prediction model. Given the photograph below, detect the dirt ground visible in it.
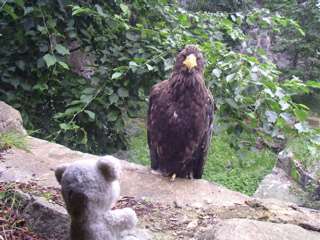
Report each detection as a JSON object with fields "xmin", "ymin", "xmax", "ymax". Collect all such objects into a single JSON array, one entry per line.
[
  {"xmin": 0, "ymin": 183, "xmax": 45, "ymax": 240},
  {"xmin": 0, "ymin": 181, "xmax": 218, "ymax": 240}
]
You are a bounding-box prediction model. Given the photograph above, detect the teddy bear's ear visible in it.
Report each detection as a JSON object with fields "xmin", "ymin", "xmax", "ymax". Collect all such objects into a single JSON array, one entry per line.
[
  {"xmin": 97, "ymin": 156, "xmax": 121, "ymax": 181},
  {"xmin": 55, "ymin": 164, "xmax": 68, "ymax": 184}
]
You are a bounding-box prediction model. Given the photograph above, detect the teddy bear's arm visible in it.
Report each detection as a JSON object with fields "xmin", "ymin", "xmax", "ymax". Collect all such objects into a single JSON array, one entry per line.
[{"xmin": 105, "ymin": 208, "xmax": 138, "ymax": 231}]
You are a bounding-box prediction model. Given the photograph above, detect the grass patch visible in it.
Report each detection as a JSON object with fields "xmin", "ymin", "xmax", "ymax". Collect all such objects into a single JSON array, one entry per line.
[
  {"xmin": 128, "ymin": 127, "xmax": 150, "ymax": 166},
  {"xmin": 128, "ymin": 126, "xmax": 276, "ymax": 196},
  {"xmin": 203, "ymin": 133, "xmax": 276, "ymax": 195},
  {"xmin": 0, "ymin": 131, "xmax": 28, "ymax": 152}
]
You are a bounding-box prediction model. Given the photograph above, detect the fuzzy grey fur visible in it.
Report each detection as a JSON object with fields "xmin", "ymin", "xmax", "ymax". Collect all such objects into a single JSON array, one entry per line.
[{"xmin": 55, "ymin": 156, "xmax": 138, "ymax": 240}]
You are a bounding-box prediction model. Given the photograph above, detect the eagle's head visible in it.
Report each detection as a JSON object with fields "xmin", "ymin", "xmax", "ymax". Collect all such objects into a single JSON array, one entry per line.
[{"xmin": 174, "ymin": 45, "xmax": 205, "ymax": 74}]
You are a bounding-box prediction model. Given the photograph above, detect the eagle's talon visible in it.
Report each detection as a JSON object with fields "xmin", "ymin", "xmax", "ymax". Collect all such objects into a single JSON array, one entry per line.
[{"xmin": 170, "ymin": 173, "xmax": 176, "ymax": 182}]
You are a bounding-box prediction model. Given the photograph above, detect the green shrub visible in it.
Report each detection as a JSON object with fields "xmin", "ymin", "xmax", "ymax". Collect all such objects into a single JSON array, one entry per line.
[
  {"xmin": 287, "ymin": 134, "xmax": 320, "ymax": 170},
  {"xmin": 0, "ymin": 0, "xmax": 312, "ymax": 155}
]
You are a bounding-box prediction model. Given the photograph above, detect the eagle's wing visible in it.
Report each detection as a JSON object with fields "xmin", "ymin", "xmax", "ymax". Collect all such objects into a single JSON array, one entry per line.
[
  {"xmin": 193, "ymin": 90, "xmax": 215, "ymax": 179},
  {"xmin": 147, "ymin": 83, "xmax": 163, "ymax": 170}
]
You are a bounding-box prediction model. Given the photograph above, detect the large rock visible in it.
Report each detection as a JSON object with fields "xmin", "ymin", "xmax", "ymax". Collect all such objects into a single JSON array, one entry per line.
[
  {"xmin": 0, "ymin": 136, "xmax": 249, "ymax": 209},
  {"xmin": 21, "ymin": 193, "xmax": 70, "ymax": 240},
  {"xmin": 5, "ymin": 189, "xmax": 151, "ymax": 240},
  {"xmin": 255, "ymin": 150, "xmax": 320, "ymax": 209},
  {"xmin": 199, "ymin": 218, "xmax": 320, "ymax": 240},
  {"xmin": 1, "ymin": 137, "xmax": 320, "ymax": 239},
  {"xmin": 254, "ymin": 167, "xmax": 307, "ymax": 205},
  {"xmin": 0, "ymin": 101, "xmax": 26, "ymax": 134},
  {"xmin": 214, "ymin": 198, "xmax": 320, "ymax": 232}
]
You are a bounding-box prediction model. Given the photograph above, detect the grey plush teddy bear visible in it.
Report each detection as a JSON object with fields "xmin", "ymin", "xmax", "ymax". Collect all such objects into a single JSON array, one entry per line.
[{"xmin": 55, "ymin": 156, "xmax": 138, "ymax": 240}]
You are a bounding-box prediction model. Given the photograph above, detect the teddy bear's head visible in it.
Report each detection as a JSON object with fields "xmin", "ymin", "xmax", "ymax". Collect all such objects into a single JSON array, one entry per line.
[{"xmin": 55, "ymin": 156, "xmax": 121, "ymax": 218}]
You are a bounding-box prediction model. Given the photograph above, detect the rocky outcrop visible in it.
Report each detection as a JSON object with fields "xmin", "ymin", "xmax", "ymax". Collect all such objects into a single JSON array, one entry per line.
[
  {"xmin": 1, "ymin": 103, "xmax": 320, "ymax": 239},
  {"xmin": 0, "ymin": 101, "xmax": 26, "ymax": 134},
  {"xmin": 16, "ymin": 191, "xmax": 70, "ymax": 240},
  {"xmin": 254, "ymin": 167, "xmax": 307, "ymax": 205},
  {"xmin": 3, "ymin": 189, "xmax": 150, "ymax": 240},
  {"xmin": 255, "ymin": 150, "xmax": 320, "ymax": 209},
  {"xmin": 1, "ymin": 136, "xmax": 320, "ymax": 239},
  {"xmin": 0, "ymin": 137, "xmax": 249, "ymax": 208},
  {"xmin": 199, "ymin": 218, "xmax": 320, "ymax": 240}
]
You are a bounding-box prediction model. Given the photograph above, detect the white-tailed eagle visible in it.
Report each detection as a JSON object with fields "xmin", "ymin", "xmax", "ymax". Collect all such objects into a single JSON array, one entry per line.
[{"xmin": 147, "ymin": 45, "xmax": 214, "ymax": 180}]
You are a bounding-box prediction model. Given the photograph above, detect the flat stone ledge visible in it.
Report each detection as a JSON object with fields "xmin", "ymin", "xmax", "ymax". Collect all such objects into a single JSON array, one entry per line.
[
  {"xmin": 0, "ymin": 136, "xmax": 249, "ymax": 209},
  {"xmin": 198, "ymin": 218, "xmax": 320, "ymax": 240}
]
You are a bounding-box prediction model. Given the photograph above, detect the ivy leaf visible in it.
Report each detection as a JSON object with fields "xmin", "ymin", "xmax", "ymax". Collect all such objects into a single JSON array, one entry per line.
[
  {"xmin": 120, "ymin": 4, "xmax": 129, "ymax": 16},
  {"xmin": 59, "ymin": 123, "xmax": 79, "ymax": 131},
  {"xmin": 107, "ymin": 111, "xmax": 119, "ymax": 121},
  {"xmin": 55, "ymin": 44, "xmax": 70, "ymax": 55},
  {"xmin": 310, "ymin": 135, "xmax": 320, "ymax": 146},
  {"xmin": 105, "ymin": 86, "xmax": 114, "ymax": 95},
  {"xmin": 84, "ymin": 110, "xmax": 95, "ymax": 120},
  {"xmin": 3, "ymin": 5, "xmax": 18, "ymax": 20},
  {"xmin": 146, "ymin": 64, "xmax": 154, "ymax": 71},
  {"xmin": 65, "ymin": 106, "xmax": 81, "ymax": 115},
  {"xmin": 226, "ymin": 73, "xmax": 235, "ymax": 82},
  {"xmin": 80, "ymin": 95, "xmax": 92, "ymax": 104},
  {"xmin": 280, "ymin": 112, "xmax": 295, "ymax": 125},
  {"xmin": 178, "ymin": 14, "xmax": 189, "ymax": 26},
  {"xmin": 306, "ymin": 81, "xmax": 320, "ymax": 89},
  {"xmin": 112, "ymin": 72, "xmax": 123, "ymax": 79},
  {"xmin": 279, "ymin": 100, "xmax": 290, "ymax": 110},
  {"xmin": 126, "ymin": 32, "xmax": 139, "ymax": 41},
  {"xmin": 15, "ymin": 0, "xmax": 25, "ymax": 8},
  {"xmin": 129, "ymin": 61, "xmax": 139, "ymax": 73},
  {"xmin": 212, "ymin": 68, "xmax": 222, "ymax": 78},
  {"xmin": 117, "ymin": 88, "xmax": 129, "ymax": 98},
  {"xmin": 294, "ymin": 122, "xmax": 310, "ymax": 133},
  {"xmin": 82, "ymin": 88, "xmax": 96, "ymax": 95},
  {"xmin": 294, "ymin": 108, "xmax": 309, "ymax": 121},
  {"xmin": 43, "ymin": 54, "xmax": 57, "ymax": 68},
  {"xmin": 164, "ymin": 58, "xmax": 173, "ymax": 71},
  {"xmin": 265, "ymin": 111, "xmax": 277, "ymax": 123},
  {"xmin": 33, "ymin": 83, "xmax": 48, "ymax": 91},
  {"xmin": 71, "ymin": 6, "xmax": 92, "ymax": 16},
  {"xmin": 58, "ymin": 61, "xmax": 69, "ymax": 69},
  {"xmin": 129, "ymin": 61, "xmax": 138, "ymax": 67},
  {"xmin": 95, "ymin": 4, "xmax": 106, "ymax": 17},
  {"xmin": 109, "ymin": 94, "xmax": 119, "ymax": 104},
  {"xmin": 0, "ymin": 191, "xmax": 5, "ymax": 200},
  {"xmin": 59, "ymin": 123, "xmax": 70, "ymax": 130}
]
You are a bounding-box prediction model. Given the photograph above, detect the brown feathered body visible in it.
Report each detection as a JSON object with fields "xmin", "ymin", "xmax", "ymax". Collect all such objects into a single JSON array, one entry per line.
[{"xmin": 147, "ymin": 45, "xmax": 214, "ymax": 179}]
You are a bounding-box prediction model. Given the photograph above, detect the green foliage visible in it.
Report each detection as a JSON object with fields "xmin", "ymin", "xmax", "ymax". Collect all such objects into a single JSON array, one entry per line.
[
  {"xmin": 287, "ymin": 133, "xmax": 320, "ymax": 170},
  {"xmin": 128, "ymin": 125, "xmax": 276, "ymax": 195},
  {"xmin": 0, "ymin": 132, "xmax": 28, "ymax": 152},
  {"xmin": 0, "ymin": 0, "xmax": 314, "ymax": 154},
  {"xmin": 286, "ymin": 133, "xmax": 320, "ymax": 198},
  {"xmin": 181, "ymin": 0, "xmax": 251, "ymax": 12},
  {"xmin": 262, "ymin": 0, "xmax": 320, "ymax": 82}
]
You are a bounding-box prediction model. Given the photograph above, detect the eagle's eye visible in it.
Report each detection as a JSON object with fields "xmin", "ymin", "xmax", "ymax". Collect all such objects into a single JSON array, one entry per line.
[{"xmin": 183, "ymin": 54, "xmax": 197, "ymax": 70}]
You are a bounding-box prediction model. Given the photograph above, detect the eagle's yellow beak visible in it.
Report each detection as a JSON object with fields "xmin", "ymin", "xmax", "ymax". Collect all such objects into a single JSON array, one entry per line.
[{"xmin": 183, "ymin": 54, "xmax": 197, "ymax": 70}]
